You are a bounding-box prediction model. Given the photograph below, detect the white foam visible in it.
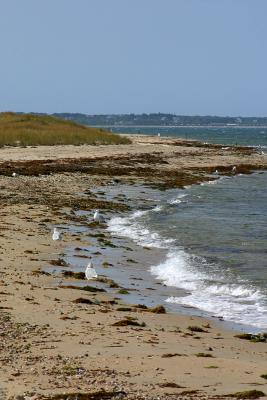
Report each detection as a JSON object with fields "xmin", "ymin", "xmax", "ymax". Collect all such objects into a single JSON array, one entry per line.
[
  {"xmin": 132, "ymin": 210, "xmax": 149, "ymax": 218},
  {"xmin": 200, "ymin": 180, "xmax": 218, "ymax": 186},
  {"xmin": 152, "ymin": 205, "xmax": 163, "ymax": 212},
  {"xmin": 168, "ymin": 193, "xmax": 188, "ymax": 205},
  {"xmin": 107, "ymin": 212, "xmax": 173, "ymax": 248},
  {"xmin": 151, "ymin": 251, "xmax": 267, "ymax": 329}
]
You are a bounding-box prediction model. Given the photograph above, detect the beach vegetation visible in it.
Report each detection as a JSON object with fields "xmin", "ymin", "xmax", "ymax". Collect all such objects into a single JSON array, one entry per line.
[{"xmin": 0, "ymin": 112, "xmax": 131, "ymax": 146}]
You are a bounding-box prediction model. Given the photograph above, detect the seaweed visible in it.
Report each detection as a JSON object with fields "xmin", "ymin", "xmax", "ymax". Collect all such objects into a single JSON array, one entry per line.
[
  {"xmin": 147, "ymin": 305, "xmax": 166, "ymax": 314},
  {"xmin": 235, "ymin": 333, "xmax": 267, "ymax": 343},
  {"xmin": 133, "ymin": 304, "xmax": 148, "ymax": 310},
  {"xmin": 32, "ymin": 269, "xmax": 51, "ymax": 276},
  {"xmin": 63, "ymin": 271, "xmax": 85, "ymax": 279},
  {"xmin": 72, "ymin": 298, "xmax": 94, "ymax": 304},
  {"xmin": 188, "ymin": 325, "xmax": 207, "ymax": 333},
  {"xmin": 158, "ymin": 382, "xmax": 185, "ymax": 388},
  {"xmin": 59, "ymin": 285, "xmax": 106, "ymax": 293},
  {"xmin": 179, "ymin": 390, "xmax": 201, "ymax": 396},
  {"xmin": 161, "ymin": 353, "xmax": 185, "ymax": 358},
  {"xmin": 195, "ymin": 353, "xmax": 214, "ymax": 358},
  {"xmin": 228, "ymin": 390, "xmax": 266, "ymax": 399},
  {"xmin": 117, "ymin": 289, "xmax": 129, "ymax": 295},
  {"xmin": 40, "ymin": 390, "xmax": 127, "ymax": 400},
  {"xmin": 112, "ymin": 319, "xmax": 146, "ymax": 327},
  {"xmin": 50, "ymin": 258, "xmax": 69, "ymax": 267},
  {"xmin": 95, "ymin": 277, "xmax": 120, "ymax": 288}
]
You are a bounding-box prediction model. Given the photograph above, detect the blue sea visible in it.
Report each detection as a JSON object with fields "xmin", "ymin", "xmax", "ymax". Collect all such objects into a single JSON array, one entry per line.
[
  {"xmin": 111, "ymin": 125, "xmax": 267, "ymax": 148},
  {"xmin": 106, "ymin": 127, "xmax": 267, "ymax": 331}
]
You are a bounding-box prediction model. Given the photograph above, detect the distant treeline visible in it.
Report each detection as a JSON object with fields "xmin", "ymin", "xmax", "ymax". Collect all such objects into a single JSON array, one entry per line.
[{"xmin": 48, "ymin": 113, "xmax": 267, "ymax": 127}]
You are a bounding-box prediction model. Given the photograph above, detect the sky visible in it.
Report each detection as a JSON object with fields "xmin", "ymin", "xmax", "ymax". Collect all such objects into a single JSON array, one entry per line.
[{"xmin": 0, "ymin": 0, "xmax": 267, "ymax": 116}]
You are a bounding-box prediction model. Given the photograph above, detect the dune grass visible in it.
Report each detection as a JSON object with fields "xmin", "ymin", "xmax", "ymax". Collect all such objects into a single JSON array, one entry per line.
[{"xmin": 0, "ymin": 112, "xmax": 130, "ymax": 146}]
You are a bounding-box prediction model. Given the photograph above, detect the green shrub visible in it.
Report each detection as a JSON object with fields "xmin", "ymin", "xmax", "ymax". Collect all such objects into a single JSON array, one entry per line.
[{"xmin": 0, "ymin": 112, "xmax": 131, "ymax": 146}]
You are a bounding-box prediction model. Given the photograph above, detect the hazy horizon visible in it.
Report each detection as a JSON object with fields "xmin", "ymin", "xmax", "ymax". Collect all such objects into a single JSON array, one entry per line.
[
  {"xmin": 1, "ymin": 0, "xmax": 267, "ymax": 117},
  {"xmin": 7, "ymin": 111, "xmax": 267, "ymax": 119}
]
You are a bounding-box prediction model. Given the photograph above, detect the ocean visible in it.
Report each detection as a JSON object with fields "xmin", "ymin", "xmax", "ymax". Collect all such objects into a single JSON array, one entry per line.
[
  {"xmin": 111, "ymin": 125, "xmax": 267, "ymax": 148},
  {"xmin": 106, "ymin": 127, "xmax": 267, "ymax": 331}
]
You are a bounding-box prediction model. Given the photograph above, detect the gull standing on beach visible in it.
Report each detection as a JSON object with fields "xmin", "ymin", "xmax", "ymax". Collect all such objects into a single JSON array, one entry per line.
[
  {"xmin": 93, "ymin": 209, "xmax": 104, "ymax": 223},
  {"xmin": 232, "ymin": 166, "xmax": 237, "ymax": 173},
  {"xmin": 52, "ymin": 227, "xmax": 63, "ymax": 241},
  {"xmin": 85, "ymin": 262, "xmax": 98, "ymax": 280}
]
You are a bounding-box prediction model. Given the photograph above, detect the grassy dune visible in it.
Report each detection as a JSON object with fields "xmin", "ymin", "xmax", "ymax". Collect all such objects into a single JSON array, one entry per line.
[{"xmin": 0, "ymin": 112, "xmax": 130, "ymax": 146}]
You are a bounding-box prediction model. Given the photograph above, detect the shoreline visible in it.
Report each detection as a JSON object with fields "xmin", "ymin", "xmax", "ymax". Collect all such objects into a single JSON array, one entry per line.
[
  {"xmin": 0, "ymin": 136, "xmax": 267, "ymax": 399},
  {"xmin": 90, "ymin": 125, "xmax": 267, "ymax": 129}
]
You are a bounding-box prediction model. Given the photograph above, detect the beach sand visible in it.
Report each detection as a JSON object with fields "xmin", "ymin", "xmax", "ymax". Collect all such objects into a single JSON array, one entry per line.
[{"xmin": 0, "ymin": 136, "xmax": 267, "ymax": 400}]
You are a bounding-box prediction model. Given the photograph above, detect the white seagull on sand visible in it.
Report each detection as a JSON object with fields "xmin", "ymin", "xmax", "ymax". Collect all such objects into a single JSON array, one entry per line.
[
  {"xmin": 52, "ymin": 227, "xmax": 62, "ymax": 241},
  {"xmin": 232, "ymin": 166, "xmax": 237, "ymax": 173},
  {"xmin": 12, "ymin": 172, "xmax": 17, "ymax": 177},
  {"xmin": 85, "ymin": 262, "xmax": 98, "ymax": 280}
]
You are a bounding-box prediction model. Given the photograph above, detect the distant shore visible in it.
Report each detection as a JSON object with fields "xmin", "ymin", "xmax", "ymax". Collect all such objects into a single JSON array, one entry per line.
[
  {"xmin": 91, "ymin": 124, "xmax": 267, "ymax": 129},
  {"xmin": 1, "ymin": 136, "xmax": 267, "ymax": 399}
]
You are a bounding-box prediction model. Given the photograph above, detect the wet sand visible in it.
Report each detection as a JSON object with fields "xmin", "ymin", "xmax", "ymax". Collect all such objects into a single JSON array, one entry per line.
[{"xmin": 0, "ymin": 136, "xmax": 267, "ymax": 400}]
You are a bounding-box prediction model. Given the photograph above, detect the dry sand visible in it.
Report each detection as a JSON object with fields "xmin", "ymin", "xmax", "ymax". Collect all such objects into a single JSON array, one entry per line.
[{"xmin": 0, "ymin": 136, "xmax": 267, "ymax": 400}]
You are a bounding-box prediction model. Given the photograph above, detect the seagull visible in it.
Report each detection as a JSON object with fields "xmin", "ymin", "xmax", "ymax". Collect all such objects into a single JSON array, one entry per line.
[
  {"xmin": 232, "ymin": 166, "xmax": 237, "ymax": 173},
  {"xmin": 157, "ymin": 132, "xmax": 161, "ymax": 137},
  {"xmin": 93, "ymin": 209, "xmax": 104, "ymax": 223},
  {"xmin": 52, "ymin": 227, "xmax": 62, "ymax": 241},
  {"xmin": 214, "ymin": 169, "xmax": 219, "ymax": 175},
  {"xmin": 85, "ymin": 262, "xmax": 98, "ymax": 280},
  {"xmin": 12, "ymin": 172, "xmax": 17, "ymax": 177}
]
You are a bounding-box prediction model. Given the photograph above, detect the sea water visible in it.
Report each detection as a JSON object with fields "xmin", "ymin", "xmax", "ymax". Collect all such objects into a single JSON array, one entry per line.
[
  {"xmin": 107, "ymin": 174, "xmax": 267, "ymax": 330},
  {"xmin": 112, "ymin": 125, "xmax": 267, "ymax": 148},
  {"xmin": 107, "ymin": 127, "xmax": 267, "ymax": 330}
]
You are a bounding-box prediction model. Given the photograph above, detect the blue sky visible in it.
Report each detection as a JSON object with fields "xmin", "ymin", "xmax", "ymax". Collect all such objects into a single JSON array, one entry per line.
[{"xmin": 0, "ymin": 0, "xmax": 267, "ymax": 116}]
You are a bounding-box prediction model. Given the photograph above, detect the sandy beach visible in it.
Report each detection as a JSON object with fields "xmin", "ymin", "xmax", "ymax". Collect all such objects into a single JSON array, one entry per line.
[{"xmin": 1, "ymin": 136, "xmax": 267, "ymax": 400}]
